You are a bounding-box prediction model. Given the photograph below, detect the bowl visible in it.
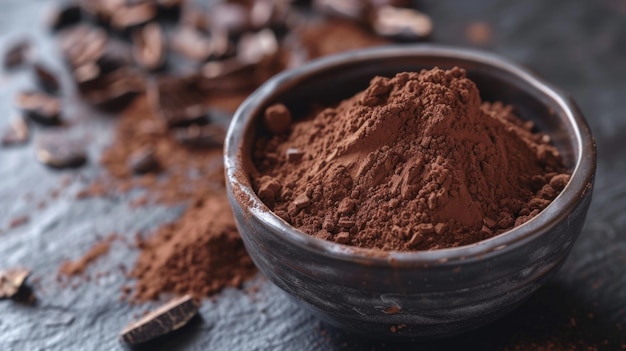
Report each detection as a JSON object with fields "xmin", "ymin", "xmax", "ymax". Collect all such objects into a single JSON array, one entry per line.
[{"xmin": 224, "ymin": 45, "xmax": 596, "ymax": 339}]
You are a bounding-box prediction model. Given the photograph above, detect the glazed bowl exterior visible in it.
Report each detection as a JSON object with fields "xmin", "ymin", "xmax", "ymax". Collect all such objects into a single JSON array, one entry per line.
[{"xmin": 224, "ymin": 45, "xmax": 596, "ymax": 339}]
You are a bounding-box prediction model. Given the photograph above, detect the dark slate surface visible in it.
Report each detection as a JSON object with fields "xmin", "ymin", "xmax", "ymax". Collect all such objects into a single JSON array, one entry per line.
[{"xmin": 1, "ymin": 0, "xmax": 625, "ymax": 350}]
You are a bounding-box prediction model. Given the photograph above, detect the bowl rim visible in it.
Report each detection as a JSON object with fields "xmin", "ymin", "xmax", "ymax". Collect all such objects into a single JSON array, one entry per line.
[{"xmin": 224, "ymin": 44, "xmax": 596, "ymax": 267}]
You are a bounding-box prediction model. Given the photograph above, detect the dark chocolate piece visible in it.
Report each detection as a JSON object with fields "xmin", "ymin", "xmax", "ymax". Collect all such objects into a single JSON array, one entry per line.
[
  {"xmin": 237, "ymin": 29, "xmax": 279, "ymax": 65},
  {"xmin": 314, "ymin": 0, "xmax": 367, "ymax": 21},
  {"xmin": 0, "ymin": 268, "xmax": 31, "ymax": 299},
  {"xmin": 132, "ymin": 23, "xmax": 166, "ymax": 71},
  {"xmin": 119, "ymin": 295, "xmax": 199, "ymax": 345},
  {"xmin": 33, "ymin": 63, "xmax": 61, "ymax": 93},
  {"xmin": 147, "ymin": 76, "xmax": 208, "ymax": 127},
  {"xmin": 207, "ymin": 2, "xmax": 250, "ymax": 35},
  {"xmin": 1, "ymin": 117, "xmax": 30, "ymax": 147},
  {"xmin": 370, "ymin": 6, "xmax": 432, "ymax": 41},
  {"xmin": 128, "ymin": 148, "xmax": 160, "ymax": 174},
  {"xmin": 80, "ymin": 67, "xmax": 145, "ymax": 110},
  {"xmin": 170, "ymin": 27, "xmax": 213, "ymax": 62},
  {"xmin": 47, "ymin": 3, "xmax": 82, "ymax": 31},
  {"xmin": 110, "ymin": 3, "xmax": 157, "ymax": 32},
  {"xmin": 172, "ymin": 124, "xmax": 226, "ymax": 148},
  {"xmin": 36, "ymin": 136, "xmax": 87, "ymax": 169},
  {"xmin": 3, "ymin": 39, "xmax": 31, "ymax": 69},
  {"xmin": 249, "ymin": 0, "xmax": 291, "ymax": 33},
  {"xmin": 59, "ymin": 25, "xmax": 108, "ymax": 68},
  {"xmin": 199, "ymin": 58, "xmax": 255, "ymax": 92},
  {"xmin": 181, "ymin": 5, "xmax": 209, "ymax": 32},
  {"xmin": 14, "ymin": 91, "xmax": 62, "ymax": 126}
]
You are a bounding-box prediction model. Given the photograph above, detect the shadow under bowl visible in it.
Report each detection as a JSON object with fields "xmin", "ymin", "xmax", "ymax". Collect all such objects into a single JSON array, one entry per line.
[{"xmin": 224, "ymin": 45, "xmax": 596, "ymax": 339}]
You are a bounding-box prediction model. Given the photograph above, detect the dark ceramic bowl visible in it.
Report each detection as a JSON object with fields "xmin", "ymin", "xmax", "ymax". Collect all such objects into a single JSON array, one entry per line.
[{"xmin": 224, "ymin": 45, "xmax": 596, "ymax": 339}]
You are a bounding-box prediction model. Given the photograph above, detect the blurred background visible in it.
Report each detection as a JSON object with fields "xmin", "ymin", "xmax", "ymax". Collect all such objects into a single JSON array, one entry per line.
[{"xmin": 0, "ymin": 0, "xmax": 625, "ymax": 350}]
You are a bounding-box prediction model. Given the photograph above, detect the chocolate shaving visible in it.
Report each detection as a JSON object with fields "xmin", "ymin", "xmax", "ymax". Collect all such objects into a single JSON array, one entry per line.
[
  {"xmin": 119, "ymin": 295, "xmax": 199, "ymax": 345},
  {"xmin": 370, "ymin": 6, "xmax": 432, "ymax": 41},
  {"xmin": 59, "ymin": 25, "xmax": 108, "ymax": 68},
  {"xmin": 0, "ymin": 268, "xmax": 31, "ymax": 299},
  {"xmin": 47, "ymin": 3, "xmax": 82, "ymax": 32},
  {"xmin": 36, "ymin": 136, "xmax": 87, "ymax": 169},
  {"xmin": 132, "ymin": 22, "xmax": 166, "ymax": 71},
  {"xmin": 110, "ymin": 3, "xmax": 157, "ymax": 31},
  {"xmin": 14, "ymin": 91, "xmax": 62, "ymax": 126}
]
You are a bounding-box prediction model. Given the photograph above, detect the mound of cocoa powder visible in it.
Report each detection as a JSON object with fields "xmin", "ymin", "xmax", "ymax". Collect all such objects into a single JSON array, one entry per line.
[{"xmin": 252, "ymin": 67, "xmax": 570, "ymax": 251}]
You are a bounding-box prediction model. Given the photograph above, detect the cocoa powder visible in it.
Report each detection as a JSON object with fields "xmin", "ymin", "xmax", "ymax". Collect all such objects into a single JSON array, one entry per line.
[
  {"xmin": 252, "ymin": 67, "xmax": 570, "ymax": 251},
  {"xmin": 58, "ymin": 234, "xmax": 117, "ymax": 276},
  {"xmin": 129, "ymin": 193, "xmax": 256, "ymax": 302}
]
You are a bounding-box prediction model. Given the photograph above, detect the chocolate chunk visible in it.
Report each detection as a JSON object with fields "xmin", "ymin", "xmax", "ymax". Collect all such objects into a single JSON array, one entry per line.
[
  {"xmin": 128, "ymin": 148, "xmax": 160, "ymax": 174},
  {"xmin": 79, "ymin": 0, "xmax": 123, "ymax": 24},
  {"xmin": 47, "ymin": 3, "xmax": 82, "ymax": 31},
  {"xmin": 314, "ymin": 0, "xmax": 368, "ymax": 21},
  {"xmin": 173, "ymin": 124, "xmax": 226, "ymax": 148},
  {"xmin": 250, "ymin": 0, "xmax": 291, "ymax": 32},
  {"xmin": 0, "ymin": 268, "xmax": 31, "ymax": 299},
  {"xmin": 14, "ymin": 91, "xmax": 62, "ymax": 126},
  {"xmin": 156, "ymin": 0, "xmax": 185, "ymax": 15},
  {"xmin": 120, "ymin": 295, "xmax": 199, "ymax": 345},
  {"xmin": 263, "ymin": 103, "xmax": 292, "ymax": 134},
  {"xmin": 1, "ymin": 117, "xmax": 30, "ymax": 147},
  {"xmin": 371, "ymin": 6, "xmax": 432, "ymax": 41},
  {"xmin": 36, "ymin": 136, "xmax": 87, "ymax": 169},
  {"xmin": 181, "ymin": 6, "xmax": 210, "ymax": 32},
  {"xmin": 110, "ymin": 3, "xmax": 157, "ymax": 32},
  {"xmin": 132, "ymin": 23, "xmax": 166, "ymax": 71},
  {"xmin": 3, "ymin": 39, "xmax": 31, "ymax": 69},
  {"xmin": 208, "ymin": 2, "xmax": 250, "ymax": 35},
  {"xmin": 170, "ymin": 27, "xmax": 213, "ymax": 61},
  {"xmin": 170, "ymin": 27, "xmax": 235, "ymax": 62},
  {"xmin": 80, "ymin": 67, "xmax": 145, "ymax": 110},
  {"xmin": 148, "ymin": 76, "xmax": 208, "ymax": 127},
  {"xmin": 199, "ymin": 58, "xmax": 256, "ymax": 92},
  {"xmin": 237, "ymin": 29, "xmax": 279, "ymax": 65},
  {"xmin": 59, "ymin": 25, "xmax": 108, "ymax": 68},
  {"xmin": 286, "ymin": 148, "xmax": 304, "ymax": 163},
  {"xmin": 33, "ymin": 63, "xmax": 61, "ymax": 93}
]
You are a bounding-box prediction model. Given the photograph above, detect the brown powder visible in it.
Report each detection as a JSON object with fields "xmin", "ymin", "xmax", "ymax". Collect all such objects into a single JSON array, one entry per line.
[
  {"xmin": 86, "ymin": 97, "xmax": 256, "ymax": 302},
  {"xmin": 58, "ymin": 234, "xmax": 116, "ymax": 276},
  {"xmin": 129, "ymin": 193, "xmax": 256, "ymax": 302},
  {"xmin": 252, "ymin": 67, "xmax": 569, "ymax": 251},
  {"xmin": 82, "ymin": 17, "xmax": 391, "ymax": 301}
]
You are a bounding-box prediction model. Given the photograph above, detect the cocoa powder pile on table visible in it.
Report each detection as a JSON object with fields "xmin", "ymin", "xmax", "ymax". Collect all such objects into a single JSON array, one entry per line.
[{"xmin": 252, "ymin": 67, "xmax": 570, "ymax": 251}]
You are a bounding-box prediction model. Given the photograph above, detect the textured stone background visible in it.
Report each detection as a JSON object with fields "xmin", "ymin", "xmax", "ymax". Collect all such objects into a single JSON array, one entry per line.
[{"xmin": 0, "ymin": 0, "xmax": 625, "ymax": 350}]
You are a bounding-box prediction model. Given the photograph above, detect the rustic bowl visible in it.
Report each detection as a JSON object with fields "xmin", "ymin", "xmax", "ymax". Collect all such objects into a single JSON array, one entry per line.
[{"xmin": 224, "ymin": 45, "xmax": 596, "ymax": 339}]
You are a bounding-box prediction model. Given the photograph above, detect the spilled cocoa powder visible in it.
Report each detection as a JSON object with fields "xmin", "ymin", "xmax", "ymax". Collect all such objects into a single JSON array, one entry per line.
[
  {"xmin": 58, "ymin": 234, "xmax": 117, "ymax": 276},
  {"xmin": 85, "ymin": 97, "xmax": 256, "ymax": 302},
  {"xmin": 130, "ymin": 193, "xmax": 255, "ymax": 302},
  {"xmin": 252, "ymin": 67, "xmax": 570, "ymax": 251}
]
